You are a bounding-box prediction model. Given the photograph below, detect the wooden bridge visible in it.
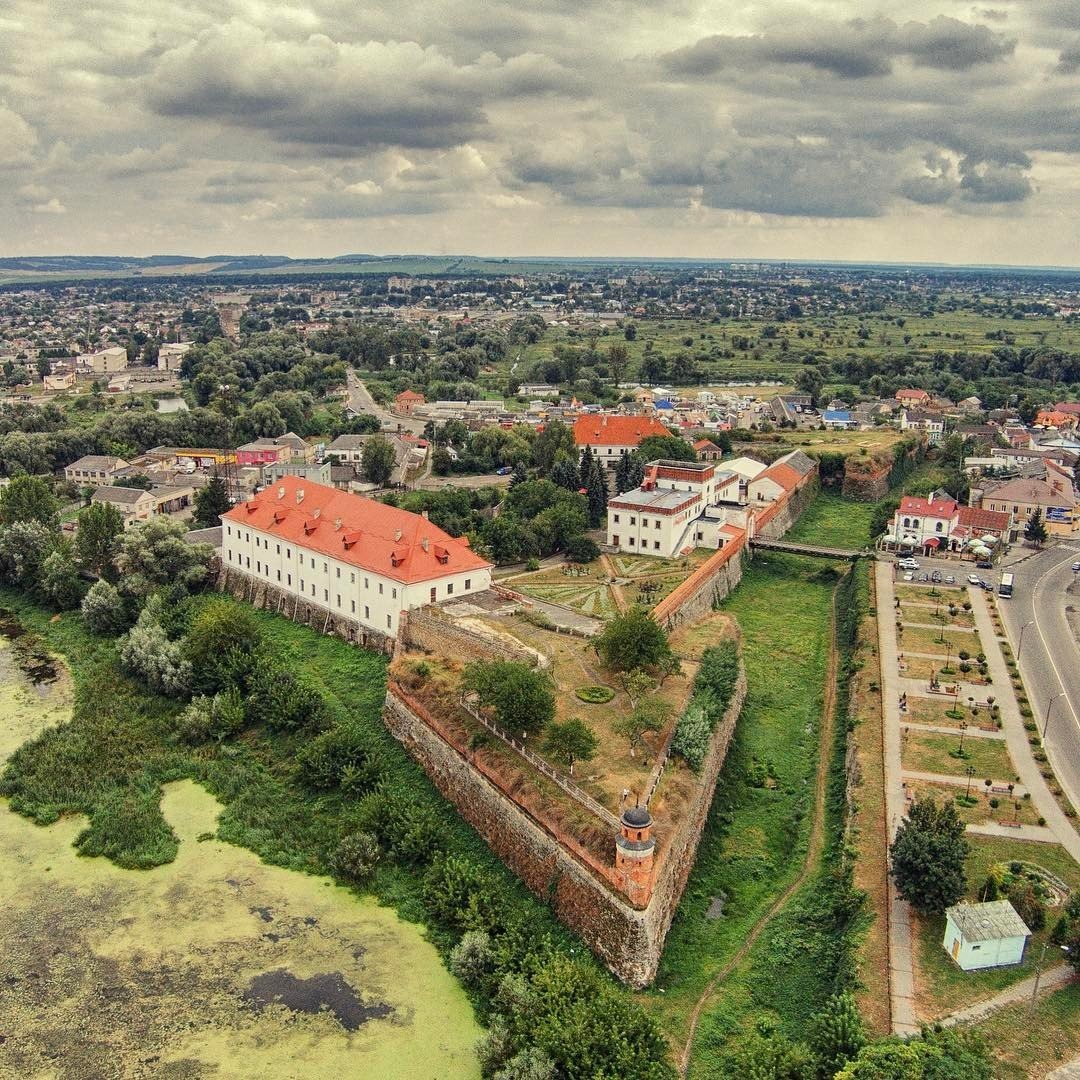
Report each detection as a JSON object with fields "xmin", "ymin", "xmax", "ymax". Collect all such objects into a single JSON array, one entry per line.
[{"xmin": 748, "ymin": 538, "xmax": 868, "ymax": 560}]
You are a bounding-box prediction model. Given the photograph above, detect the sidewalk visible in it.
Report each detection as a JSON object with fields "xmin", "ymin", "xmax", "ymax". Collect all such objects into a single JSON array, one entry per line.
[
  {"xmin": 875, "ymin": 561, "xmax": 920, "ymax": 1036},
  {"xmin": 940, "ymin": 963, "xmax": 1074, "ymax": 1027},
  {"xmin": 967, "ymin": 587, "xmax": 1080, "ymax": 863}
]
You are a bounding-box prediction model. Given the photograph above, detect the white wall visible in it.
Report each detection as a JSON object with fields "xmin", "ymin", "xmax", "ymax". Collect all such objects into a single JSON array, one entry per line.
[
  {"xmin": 944, "ymin": 917, "xmax": 1027, "ymax": 970},
  {"xmin": 222, "ymin": 520, "xmax": 490, "ymax": 636}
]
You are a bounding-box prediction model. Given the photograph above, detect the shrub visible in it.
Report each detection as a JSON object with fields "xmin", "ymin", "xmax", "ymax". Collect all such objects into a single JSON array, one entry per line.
[
  {"xmin": 331, "ymin": 831, "xmax": 380, "ymax": 884},
  {"xmin": 449, "ymin": 929, "xmax": 496, "ymax": 992},
  {"xmin": 245, "ymin": 652, "xmax": 326, "ymax": 732},
  {"xmin": 989, "ymin": 797, "xmax": 999, "ymax": 809},
  {"xmin": 184, "ymin": 599, "xmax": 263, "ymax": 695},
  {"xmin": 298, "ymin": 724, "xmax": 385, "ymax": 794},
  {"xmin": 958, "ymin": 650, "xmax": 970, "ymax": 662},
  {"xmin": 564, "ymin": 535, "xmax": 600, "ymax": 563},
  {"xmin": 118, "ymin": 607, "xmax": 191, "ymax": 697},
  {"xmin": 525, "ymin": 558, "xmax": 540, "ymax": 571},
  {"xmin": 575, "ymin": 685, "xmax": 615, "ymax": 704},
  {"xmin": 355, "ymin": 787, "xmax": 445, "ymax": 866},
  {"xmin": 176, "ymin": 688, "xmax": 246, "ymax": 743},
  {"xmin": 81, "ymin": 579, "xmax": 129, "ymax": 635}
]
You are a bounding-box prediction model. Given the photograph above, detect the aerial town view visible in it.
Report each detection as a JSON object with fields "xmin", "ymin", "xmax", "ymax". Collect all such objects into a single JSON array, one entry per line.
[{"xmin": 2, "ymin": 2, "xmax": 1080, "ymax": 1079}]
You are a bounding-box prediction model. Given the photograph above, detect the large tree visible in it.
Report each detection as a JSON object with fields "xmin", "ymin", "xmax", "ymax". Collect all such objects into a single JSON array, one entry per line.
[
  {"xmin": 464, "ymin": 660, "xmax": 555, "ymax": 736},
  {"xmin": 543, "ymin": 718, "xmax": 598, "ymax": 775},
  {"xmin": 362, "ymin": 435, "xmax": 397, "ymax": 486},
  {"xmin": 193, "ymin": 473, "xmax": 231, "ymax": 528},
  {"xmin": 889, "ymin": 797, "xmax": 968, "ymax": 914},
  {"xmin": 75, "ymin": 502, "xmax": 125, "ymax": 578},
  {"xmin": 1024, "ymin": 507, "xmax": 1048, "ymax": 547},
  {"xmin": 0, "ymin": 474, "xmax": 59, "ymax": 529},
  {"xmin": 595, "ymin": 608, "xmax": 673, "ymax": 673}
]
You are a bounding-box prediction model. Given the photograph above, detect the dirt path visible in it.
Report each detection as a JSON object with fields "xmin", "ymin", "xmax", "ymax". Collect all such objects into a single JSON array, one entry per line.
[
  {"xmin": 599, "ymin": 554, "xmax": 630, "ymax": 613},
  {"xmin": 677, "ymin": 588, "xmax": 841, "ymax": 1077}
]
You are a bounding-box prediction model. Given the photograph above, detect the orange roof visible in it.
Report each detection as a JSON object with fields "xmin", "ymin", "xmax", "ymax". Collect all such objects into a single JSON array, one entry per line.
[
  {"xmin": 898, "ymin": 495, "xmax": 957, "ymax": 517},
  {"xmin": 896, "ymin": 388, "xmax": 929, "ymax": 400},
  {"xmin": 572, "ymin": 414, "xmax": 671, "ymax": 447},
  {"xmin": 957, "ymin": 505, "xmax": 1010, "ymax": 531},
  {"xmin": 396, "ymin": 390, "xmax": 425, "ymax": 402},
  {"xmin": 756, "ymin": 463, "xmax": 803, "ymax": 492},
  {"xmin": 222, "ymin": 475, "xmax": 490, "ymax": 584}
]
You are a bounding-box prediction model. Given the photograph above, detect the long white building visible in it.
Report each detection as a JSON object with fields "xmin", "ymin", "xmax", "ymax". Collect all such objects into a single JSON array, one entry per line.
[{"xmin": 221, "ymin": 476, "xmax": 492, "ymax": 637}]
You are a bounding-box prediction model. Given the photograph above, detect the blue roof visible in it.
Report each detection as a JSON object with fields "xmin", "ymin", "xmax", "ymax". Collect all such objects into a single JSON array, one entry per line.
[
  {"xmin": 823, "ymin": 410, "xmax": 853, "ymax": 422},
  {"xmin": 654, "ymin": 399, "xmax": 673, "ymax": 409}
]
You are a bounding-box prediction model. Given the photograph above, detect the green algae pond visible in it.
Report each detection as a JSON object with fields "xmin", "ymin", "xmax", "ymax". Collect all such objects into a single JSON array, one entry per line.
[{"xmin": 0, "ymin": 638, "xmax": 481, "ymax": 1079}]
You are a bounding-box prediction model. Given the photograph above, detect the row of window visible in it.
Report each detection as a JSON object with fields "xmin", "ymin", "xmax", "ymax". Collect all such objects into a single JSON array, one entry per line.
[
  {"xmin": 610, "ymin": 513, "xmax": 663, "ymax": 529},
  {"xmin": 610, "ymin": 536, "xmax": 662, "ymax": 551},
  {"xmin": 900, "ymin": 517, "xmax": 946, "ymax": 532}
]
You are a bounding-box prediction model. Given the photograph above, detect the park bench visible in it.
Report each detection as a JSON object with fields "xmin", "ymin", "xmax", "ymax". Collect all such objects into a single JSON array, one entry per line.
[
  {"xmin": 991, "ymin": 785, "xmax": 1012, "ymax": 794},
  {"xmin": 997, "ymin": 820, "xmax": 1022, "ymax": 828}
]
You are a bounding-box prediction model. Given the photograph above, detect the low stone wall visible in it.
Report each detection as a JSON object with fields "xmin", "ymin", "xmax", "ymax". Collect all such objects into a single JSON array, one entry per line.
[
  {"xmin": 402, "ymin": 608, "xmax": 539, "ymax": 667},
  {"xmin": 652, "ymin": 542, "xmax": 744, "ymax": 630},
  {"xmin": 216, "ymin": 566, "xmax": 396, "ymax": 655},
  {"xmin": 383, "ymin": 666, "xmax": 747, "ymax": 987}
]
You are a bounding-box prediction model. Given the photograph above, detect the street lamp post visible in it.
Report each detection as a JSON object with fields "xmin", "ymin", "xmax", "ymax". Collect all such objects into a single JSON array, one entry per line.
[
  {"xmin": 1043, "ymin": 692, "xmax": 1067, "ymax": 740},
  {"xmin": 957, "ymin": 720, "xmax": 969, "ymax": 757},
  {"xmin": 1017, "ymin": 620, "xmax": 1034, "ymax": 660},
  {"xmin": 964, "ymin": 765, "xmax": 976, "ymax": 799}
]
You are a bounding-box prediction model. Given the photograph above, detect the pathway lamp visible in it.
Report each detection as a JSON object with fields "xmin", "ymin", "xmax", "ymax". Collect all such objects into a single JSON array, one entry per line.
[
  {"xmin": 1017, "ymin": 620, "xmax": 1034, "ymax": 660},
  {"xmin": 957, "ymin": 720, "xmax": 969, "ymax": 757},
  {"xmin": 964, "ymin": 765, "xmax": 976, "ymax": 799},
  {"xmin": 1043, "ymin": 692, "xmax": 1067, "ymax": 740}
]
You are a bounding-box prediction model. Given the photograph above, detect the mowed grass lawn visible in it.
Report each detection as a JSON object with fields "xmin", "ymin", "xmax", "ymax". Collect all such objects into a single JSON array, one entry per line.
[
  {"xmin": 901, "ymin": 729, "xmax": 1016, "ymax": 781},
  {"xmin": 914, "ymin": 835, "xmax": 1080, "ymax": 1022},
  {"xmin": 784, "ymin": 492, "xmax": 877, "ymax": 550},
  {"xmin": 645, "ymin": 554, "xmax": 837, "ymax": 1055},
  {"xmin": 898, "ymin": 624, "xmax": 980, "ymax": 657}
]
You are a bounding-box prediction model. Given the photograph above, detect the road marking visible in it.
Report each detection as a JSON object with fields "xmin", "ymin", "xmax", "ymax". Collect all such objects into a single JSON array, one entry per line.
[{"xmin": 1027, "ymin": 548, "xmax": 1080, "ymax": 738}]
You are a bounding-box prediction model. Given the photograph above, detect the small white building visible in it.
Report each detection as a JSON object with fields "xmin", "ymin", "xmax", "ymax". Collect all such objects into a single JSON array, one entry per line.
[
  {"xmin": 158, "ymin": 342, "xmax": 192, "ymax": 372},
  {"xmin": 943, "ymin": 900, "xmax": 1030, "ymax": 971}
]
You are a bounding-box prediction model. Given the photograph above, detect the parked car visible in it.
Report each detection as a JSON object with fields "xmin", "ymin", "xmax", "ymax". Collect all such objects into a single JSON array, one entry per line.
[
  {"xmin": 976, "ymin": 560, "xmax": 993, "ymax": 569},
  {"xmin": 918, "ymin": 572, "xmax": 930, "ymax": 582},
  {"xmin": 979, "ymin": 579, "xmax": 994, "ymax": 591},
  {"xmin": 898, "ymin": 558, "xmax": 920, "ymax": 570},
  {"xmin": 903, "ymin": 572, "xmax": 914, "ymax": 581},
  {"xmin": 944, "ymin": 575, "xmax": 956, "ymax": 585},
  {"xmin": 967, "ymin": 574, "xmax": 982, "ymax": 585},
  {"xmin": 495, "ymin": 466, "xmax": 512, "ymax": 475},
  {"xmin": 931, "ymin": 571, "xmax": 943, "ymax": 583}
]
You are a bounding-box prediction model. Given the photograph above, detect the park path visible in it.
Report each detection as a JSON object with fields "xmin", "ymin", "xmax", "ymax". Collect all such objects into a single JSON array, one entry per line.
[
  {"xmin": 677, "ymin": 590, "xmax": 840, "ymax": 1076},
  {"xmin": 598, "ymin": 553, "xmax": 630, "ymax": 613},
  {"xmin": 967, "ymin": 588, "xmax": 1080, "ymax": 862},
  {"xmin": 875, "ymin": 561, "xmax": 921, "ymax": 1035},
  {"xmin": 939, "ymin": 964, "xmax": 1074, "ymax": 1028}
]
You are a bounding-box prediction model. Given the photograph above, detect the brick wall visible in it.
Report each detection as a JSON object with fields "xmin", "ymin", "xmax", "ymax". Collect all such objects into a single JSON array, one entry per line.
[
  {"xmin": 652, "ymin": 541, "xmax": 745, "ymax": 630},
  {"xmin": 383, "ymin": 667, "xmax": 747, "ymax": 987}
]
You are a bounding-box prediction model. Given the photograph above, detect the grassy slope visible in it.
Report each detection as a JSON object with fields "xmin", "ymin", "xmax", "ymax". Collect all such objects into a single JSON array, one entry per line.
[
  {"xmin": 785, "ymin": 492, "xmax": 877, "ymax": 550},
  {"xmin": 642, "ymin": 555, "xmax": 852, "ymax": 1065}
]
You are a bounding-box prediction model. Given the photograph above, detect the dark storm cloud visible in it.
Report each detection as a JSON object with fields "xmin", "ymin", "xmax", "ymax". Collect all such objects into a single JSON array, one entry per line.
[
  {"xmin": 1058, "ymin": 41, "xmax": 1080, "ymax": 73},
  {"xmin": 662, "ymin": 16, "xmax": 1014, "ymax": 80}
]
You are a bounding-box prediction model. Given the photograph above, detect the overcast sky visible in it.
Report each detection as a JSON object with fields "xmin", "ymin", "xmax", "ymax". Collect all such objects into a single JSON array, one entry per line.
[{"xmin": 3, "ymin": 0, "xmax": 1079, "ymax": 264}]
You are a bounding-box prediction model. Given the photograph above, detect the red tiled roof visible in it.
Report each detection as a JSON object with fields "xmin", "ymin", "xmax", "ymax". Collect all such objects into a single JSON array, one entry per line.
[
  {"xmin": 572, "ymin": 414, "xmax": 671, "ymax": 447},
  {"xmin": 896, "ymin": 388, "xmax": 929, "ymax": 400},
  {"xmin": 756, "ymin": 463, "xmax": 803, "ymax": 492},
  {"xmin": 396, "ymin": 390, "xmax": 425, "ymax": 402},
  {"xmin": 693, "ymin": 438, "xmax": 719, "ymax": 451},
  {"xmin": 898, "ymin": 495, "xmax": 957, "ymax": 517},
  {"xmin": 222, "ymin": 476, "xmax": 490, "ymax": 584},
  {"xmin": 957, "ymin": 505, "xmax": 1011, "ymax": 532}
]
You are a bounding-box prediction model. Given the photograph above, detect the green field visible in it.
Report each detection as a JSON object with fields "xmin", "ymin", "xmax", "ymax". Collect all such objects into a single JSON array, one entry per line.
[
  {"xmin": 901, "ymin": 729, "xmax": 1015, "ymax": 781},
  {"xmin": 785, "ymin": 492, "xmax": 877, "ymax": 550}
]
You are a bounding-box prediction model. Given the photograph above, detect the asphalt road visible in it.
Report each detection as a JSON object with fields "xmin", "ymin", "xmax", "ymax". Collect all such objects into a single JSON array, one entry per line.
[
  {"xmin": 345, "ymin": 370, "xmax": 427, "ymax": 437},
  {"xmin": 996, "ymin": 541, "xmax": 1080, "ymax": 812}
]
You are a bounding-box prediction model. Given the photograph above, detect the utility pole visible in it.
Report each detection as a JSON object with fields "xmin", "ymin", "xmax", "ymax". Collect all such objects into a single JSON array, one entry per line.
[
  {"xmin": 1043, "ymin": 692, "xmax": 1066, "ymax": 740},
  {"xmin": 1017, "ymin": 620, "xmax": 1034, "ymax": 660}
]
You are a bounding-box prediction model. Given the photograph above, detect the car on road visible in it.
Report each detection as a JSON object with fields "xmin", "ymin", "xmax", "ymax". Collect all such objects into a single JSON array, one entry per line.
[
  {"xmin": 967, "ymin": 574, "xmax": 982, "ymax": 585},
  {"xmin": 979, "ymin": 579, "xmax": 994, "ymax": 590},
  {"xmin": 918, "ymin": 572, "xmax": 929, "ymax": 582},
  {"xmin": 976, "ymin": 560, "xmax": 993, "ymax": 569}
]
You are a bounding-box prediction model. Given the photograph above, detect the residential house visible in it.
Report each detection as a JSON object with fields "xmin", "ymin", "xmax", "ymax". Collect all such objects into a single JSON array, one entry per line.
[
  {"xmin": 886, "ymin": 494, "xmax": 958, "ymax": 552},
  {"xmin": 264, "ymin": 460, "xmax": 334, "ymax": 486},
  {"xmin": 977, "ymin": 476, "xmax": 1079, "ymax": 536},
  {"xmin": 43, "ymin": 371, "xmax": 76, "ymax": 392},
  {"xmin": 91, "ymin": 485, "xmax": 157, "ymax": 525},
  {"xmin": 65, "ymin": 455, "xmax": 130, "ymax": 485},
  {"xmin": 943, "ymin": 901, "xmax": 1029, "ymax": 971},
  {"xmin": 895, "ymin": 388, "xmax": 930, "ymax": 408},
  {"xmin": 236, "ymin": 433, "xmax": 311, "ymax": 468},
  {"xmin": 220, "ymin": 476, "xmax": 492, "ymax": 638},
  {"xmin": 901, "ymin": 409, "xmax": 945, "ymax": 446},
  {"xmin": 821, "ymin": 409, "xmax": 858, "ymax": 429},
  {"xmin": 394, "ymin": 389, "xmax": 425, "ymax": 414},
  {"xmin": 693, "ymin": 438, "xmax": 724, "ymax": 462},
  {"xmin": 957, "ymin": 396, "xmax": 983, "ymax": 414},
  {"xmin": 572, "ymin": 414, "xmax": 672, "ymax": 469},
  {"xmin": 1035, "ymin": 409, "xmax": 1079, "ymax": 430}
]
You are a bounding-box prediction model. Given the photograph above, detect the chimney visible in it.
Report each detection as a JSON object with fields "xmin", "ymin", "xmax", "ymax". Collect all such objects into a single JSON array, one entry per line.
[
  {"xmin": 394, "ymin": 529, "xmax": 402, "ymax": 541},
  {"xmin": 334, "ymin": 517, "xmax": 342, "ymax": 530},
  {"xmin": 421, "ymin": 510, "xmax": 429, "ymax": 520},
  {"xmin": 421, "ymin": 537, "xmax": 429, "ymax": 552},
  {"xmin": 312, "ymin": 507, "xmax": 321, "ymax": 519}
]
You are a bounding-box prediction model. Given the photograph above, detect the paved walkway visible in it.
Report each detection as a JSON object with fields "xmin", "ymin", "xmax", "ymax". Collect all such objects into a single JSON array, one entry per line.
[
  {"xmin": 940, "ymin": 963, "xmax": 1074, "ymax": 1027},
  {"xmin": 598, "ymin": 553, "xmax": 629, "ymax": 613},
  {"xmin": 901, "ymin": 721, "xmax": 1005, "ymax": 740},
  {"xmin": 1049, "ymin": 1058, "xmax": 1080, "ymax": 1080},
  {"xmin": 875, "ymin": 561, "xmax": 920, "ymax": 1035},
  {"xmin": 968, "ymin": 587, "xmax": 1080, "ymax": 862},
  {"xmin": 900, "ymin": 769, "xmax": 1027, "ymax": 796}
]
